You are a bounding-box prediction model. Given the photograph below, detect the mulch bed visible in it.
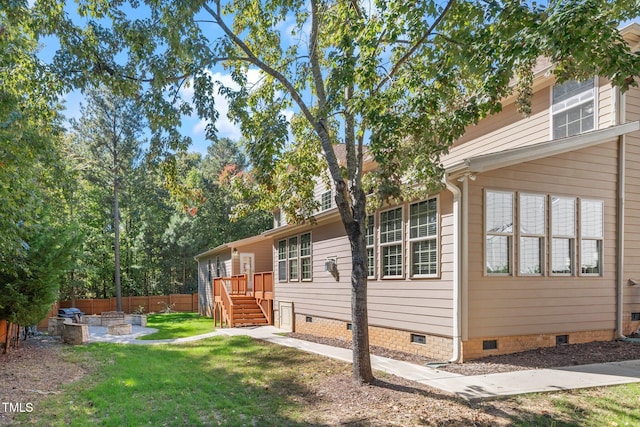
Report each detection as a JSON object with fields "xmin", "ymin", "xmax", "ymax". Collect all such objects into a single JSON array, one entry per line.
[{"xmin": 287, "ymin": 332, "xmax": 640, "ymax": 375}]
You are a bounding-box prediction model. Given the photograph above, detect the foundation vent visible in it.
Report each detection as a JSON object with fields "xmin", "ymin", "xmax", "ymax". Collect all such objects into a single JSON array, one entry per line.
[
  {"xmin": 410, "ymin": 334, "xmax": 426, "ymax": 345},
  {"xmin": 482, "ymin": 340, "xmax": 498, "ymax": 350},
  {"xmin": 305, "ymin": 316, "xmax": 313, "ymax": 323},
  {"xmin": 346, "ymin": 323, "xmax": 352, "ymax": 331},
  {"xmin": 556, "ymin": 335, "xmax": 569, "ymax": 346},
  {"xmin": 631, "ymin": 313, "xmax": 640, "ymax": 321}
]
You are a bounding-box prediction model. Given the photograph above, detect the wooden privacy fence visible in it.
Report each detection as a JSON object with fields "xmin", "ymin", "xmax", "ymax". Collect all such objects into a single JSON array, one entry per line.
[{"xmin": 41, "ymin": 293, "xmax": 198, "ymax": 321}]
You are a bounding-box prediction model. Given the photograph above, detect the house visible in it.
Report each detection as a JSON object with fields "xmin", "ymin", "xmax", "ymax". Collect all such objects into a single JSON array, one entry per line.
[{"xmin": 196, "ymin": 23, "xmax": 640, "ymax": 361}]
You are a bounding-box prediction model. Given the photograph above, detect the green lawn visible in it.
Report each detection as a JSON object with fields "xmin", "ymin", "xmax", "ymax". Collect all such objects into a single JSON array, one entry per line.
[
  {"xmin": 12, "ymin": 335, "xmax": 640, "ymax": 426},
  {"xmin": 22, "ymin": 336, "xmax": 340, "ymax": 426},
  {"xmin": 138, "ymin": 312, "xmax": 215, "ymax": 340}
]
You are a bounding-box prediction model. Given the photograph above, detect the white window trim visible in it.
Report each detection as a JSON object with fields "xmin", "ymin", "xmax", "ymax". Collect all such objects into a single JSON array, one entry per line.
[
  {"xmin": 320, "ymin": 190, "xmax": 332, "ymax": 211},
  {"xmin": 517, "ymin": 193, "xmax": 546, "ymax": 277},
  {"xmin": 366, "ymin": 214, "xmax": 376, "ymax": 279},
  {"xmin": 550, "ymin": 195, "xmax": 576, "ymax": 276},
  {"xmin": 288, "ymin": 236, "xmax": 299, "ymax": 282},
  {"xmin": 550, "ymin": 77, "xmax": 598, "ymax": 140},
  {"xmin": 408, "ymin": 197, "xmax": 439, "ymax": 278},
  {"xmin": 277, "ymin": 239, "xmax": 287, "ymax": 282},
  {"xmin": 300, "ymin": 232, "xmax": 313, "ymax": 281},
  {"xmin": 485, "ymin": 189, "xmax": 514, "ymax": 276},
  {"xmin": 379, "ymin": 206, "xmax": 404, "ymax": 279},
  {"xmin": 579, "ymin": 198, "xmax": 604, "ymax": 277}
]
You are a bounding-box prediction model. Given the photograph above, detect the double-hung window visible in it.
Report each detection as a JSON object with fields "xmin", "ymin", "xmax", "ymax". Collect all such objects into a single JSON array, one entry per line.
[
  {"xmin": 277, "ymin": 239, "xmax": 287, "ymax": 282},
  {"xmin": 519, "ymin": 194, "xmax": 546, "ymax": 275},
  {"xmin": 552, "ymin": 79, "xmax": 595, "ymax": 139},
  {"xmin": 321, "ymin": 190, "xmax": 332, "ymax": 211},
  {"xmin": 485, "ymin": 190, "xmax": 514, "ymax": 275},
  {"xmin": 288, "ymin": 236, "xmax": 299, "ymax": 281},
  {"xmin": 409, "ymin": 198, "xmax": 438, "ymax": 276},
  {"xmin": 551, "ymin": 196, "xmax": 576, "ymax": 275},
  {"xmin": 580, "ymin": 199, "xmax": 603, "ymax": 275},
  {"xmin": 380, "ymin": 207, "xmax": 403, "ymax": 278},
  {"xmin": 300, "ymin": 233, "xmax": 312, "ymax": 280},
  {"xmin": 365, "ymin": 215, "xmax": 375, "ymax": 278}
]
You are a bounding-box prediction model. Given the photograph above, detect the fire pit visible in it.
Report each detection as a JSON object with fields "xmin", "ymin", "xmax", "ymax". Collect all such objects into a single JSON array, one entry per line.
[{"xmin": 107, "ymin": 323, "xmax": 132, "ymax": 335}]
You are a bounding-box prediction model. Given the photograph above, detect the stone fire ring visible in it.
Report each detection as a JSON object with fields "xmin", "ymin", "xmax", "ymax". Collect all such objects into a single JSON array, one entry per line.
[{"xmin": 107, "ymin": 323, "xmax": 132, "ymax": 335}]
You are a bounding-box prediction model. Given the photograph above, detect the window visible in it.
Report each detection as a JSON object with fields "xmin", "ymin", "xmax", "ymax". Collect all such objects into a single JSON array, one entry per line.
[
  {"xmin": 321, "ymin": 190, "xmax": 332, "ymax": 211},
  {"xmin": 215, "ymin": 256, "xmax": 221, "ymax": 277},
  {"xmin": 274, "ymin": 210, "xmax": 282, "ymax": 228},
  {"xmin": 519, "ymin": 194, "xmax": 546, "ymax": 275},
  {"xmin": 365, "ymin": 215, "xmax": 375, "ymax": 278},
  {"xmin": 277, "ymin": 239, "xmax": 287, "ymax": 282},
  {"xmin": 485, "ymin": 191, "xmax": 513, "ymax": 274},
  {"xmin": 552, "ymin": 79, "xmax": 595, "ymax": 139},
  {"xmin": 380, "ymin": 207, "xmax": 403, "ymax": 278},
  {"xmin": 581, "ymin": 199, "xmax": 603, "ymax": 275},
  {"xmin": 288, "ymin": 236, "xmax": 299, "ymax": 281},
  {"xmin": 300, "ymin": 233, "xmax": 312, "ymax": 280},
  {"xmin": 551, "ymin": 196, "xmax": 576, "ymax": 275},
  {"xmin": 409, "ymin": 198, "xmax": 438, "ymax": 276}
]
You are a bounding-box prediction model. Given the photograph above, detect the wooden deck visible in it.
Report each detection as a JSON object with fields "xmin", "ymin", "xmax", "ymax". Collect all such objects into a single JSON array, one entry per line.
[{"xmin": 212, "ymin": 272, "xmax": 274, "ymax": 328}]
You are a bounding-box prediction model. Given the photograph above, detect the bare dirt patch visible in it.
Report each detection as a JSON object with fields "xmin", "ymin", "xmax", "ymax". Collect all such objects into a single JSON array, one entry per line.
[{"xmin": 0, "ymin": 334, "xmax": 88, "ymax": 426}]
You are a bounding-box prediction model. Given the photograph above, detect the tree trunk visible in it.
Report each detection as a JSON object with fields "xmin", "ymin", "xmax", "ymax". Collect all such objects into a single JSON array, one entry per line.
[
  {"xmin": 349, "ymin": 228, "xmax": 373, "ymax": 383},
  {"xmin": 114, "ymin": 177, "xmax": 122, "ymax": 312}
]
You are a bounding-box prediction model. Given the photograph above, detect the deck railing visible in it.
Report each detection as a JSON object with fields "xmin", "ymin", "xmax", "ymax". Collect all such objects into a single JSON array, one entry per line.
[{"xmin": 212, "ymin": 272, "xmax": 274, "ymax": 327}]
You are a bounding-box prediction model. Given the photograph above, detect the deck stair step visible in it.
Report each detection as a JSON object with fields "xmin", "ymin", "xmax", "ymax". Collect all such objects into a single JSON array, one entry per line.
[{"xmin": 229, "ymin": 295, "xmax": 268, "ymax": 327}]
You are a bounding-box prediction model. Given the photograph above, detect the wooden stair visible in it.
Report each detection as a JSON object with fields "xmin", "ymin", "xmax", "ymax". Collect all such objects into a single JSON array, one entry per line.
[{"xmin": 230, "ymin": 295, "xmax": 268, "ymax": 327}]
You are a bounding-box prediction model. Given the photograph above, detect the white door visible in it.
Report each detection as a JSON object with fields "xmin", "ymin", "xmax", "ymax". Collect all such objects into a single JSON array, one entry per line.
[
  {"xmin": 279, "ymin": 301, "xmax": 293, "ymax": 332},
  {"xmin": 240, "ymin": 253, "xmax": 255, "ymax": 292}
]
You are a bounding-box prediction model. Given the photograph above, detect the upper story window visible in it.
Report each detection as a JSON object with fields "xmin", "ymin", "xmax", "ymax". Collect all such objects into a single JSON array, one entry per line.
[
  {"xmin": 380, "ymin": 207, "xmax": 403, "ymax": 278},
  {"xmin": 321, "ymin": 190, "xmax": 332, "ymax": 211},
  {"xmin": 552, "ymin": 79, "xmax": 595, "ymax": 139},
  {"xmin": 409, "ymin": 198, "xmax": 438, "ymax": 277}
]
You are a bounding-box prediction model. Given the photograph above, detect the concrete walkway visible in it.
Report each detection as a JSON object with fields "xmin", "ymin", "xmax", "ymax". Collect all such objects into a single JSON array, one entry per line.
[{"xmin": 87, "ymin": 325, "xmax": 640, "ymax": 401}]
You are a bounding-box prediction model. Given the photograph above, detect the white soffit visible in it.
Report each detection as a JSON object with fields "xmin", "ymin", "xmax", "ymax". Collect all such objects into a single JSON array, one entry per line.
[{"xmin": 449, "ymin": 121, "xmax": 640, "ymax": 175}]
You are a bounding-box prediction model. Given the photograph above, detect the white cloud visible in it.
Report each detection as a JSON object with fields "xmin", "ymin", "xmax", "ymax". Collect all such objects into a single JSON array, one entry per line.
[{"xmin": 183, "ymin": 68, "xmax": 292, "ymax": 142}]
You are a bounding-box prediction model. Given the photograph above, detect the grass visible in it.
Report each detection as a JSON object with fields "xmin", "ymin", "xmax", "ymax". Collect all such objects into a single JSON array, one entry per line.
[
  {"xmin": 138, "ymin": 312, "xmax": 215, "ymax": 340},
  {"xmin": 12, "ymin": 335, "xmax": 640, "ymax": 426},
  {"xmin": 510, "ymin": 384, "xmax": 640, "ymax": 426},
  {"xmin": 20, "ymin": 336, "xmax": 341, "ymax": 426}
]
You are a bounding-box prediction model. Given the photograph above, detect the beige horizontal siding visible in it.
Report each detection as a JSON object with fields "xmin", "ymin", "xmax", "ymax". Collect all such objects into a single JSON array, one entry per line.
[
  {"xmin": 445, "ymin": 78, "xmax": 616, "ymax": 170},
  {"xmin": 597, "ymin": 77, "xmax": 612, "ymax": 129},
  {"xmin": 274, "ymin": 193, "xmax": 455, "ymax": 337},
  {"xmin": 466, "ymin": 141, "xmax": 619, "ymax": 339},
  {"xmin": 624, "ymin": 85, "xmax": 640, "ymax": 316}
]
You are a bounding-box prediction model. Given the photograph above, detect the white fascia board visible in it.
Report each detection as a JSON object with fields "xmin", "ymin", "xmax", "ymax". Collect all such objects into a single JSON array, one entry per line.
[
  {"xmin": 449, "ymin": 121, "xmax": 640, "ymax": 176},
  {"xmin": 261, "ymin": 208, "xmax": 341, "ymax": 239},
  {"xmin": 193, "ymin": 234, "xmax": 267, "ymax": 261}
]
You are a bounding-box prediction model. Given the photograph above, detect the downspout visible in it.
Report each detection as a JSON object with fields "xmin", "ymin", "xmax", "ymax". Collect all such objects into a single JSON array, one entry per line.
[
  {"xmin": 615, "ymin": 87, "xmax": 628, "ymax": 339},
  {"xmin": 444, "ymin": 174, "xmax": 463, "ymax": 362}
]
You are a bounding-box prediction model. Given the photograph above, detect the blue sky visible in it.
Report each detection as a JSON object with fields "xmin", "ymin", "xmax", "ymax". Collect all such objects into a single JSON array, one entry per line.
[{"xmin": 36, "ymin": 3, "xmax": 260, "ymax": 156}]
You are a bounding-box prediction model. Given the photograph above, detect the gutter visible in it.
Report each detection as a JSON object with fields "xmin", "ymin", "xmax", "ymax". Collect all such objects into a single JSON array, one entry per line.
[{"xmin": 443, "ymin": 174, "xmax": 463, "ymax": 363}]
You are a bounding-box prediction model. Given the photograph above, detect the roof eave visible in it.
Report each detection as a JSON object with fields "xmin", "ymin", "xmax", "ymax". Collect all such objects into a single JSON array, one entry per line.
[{"xmin": 447, "ymin": 121, "xmax": 640, "ymax": 177}]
